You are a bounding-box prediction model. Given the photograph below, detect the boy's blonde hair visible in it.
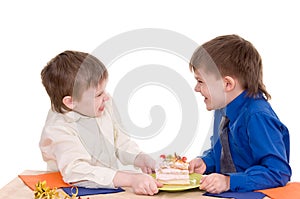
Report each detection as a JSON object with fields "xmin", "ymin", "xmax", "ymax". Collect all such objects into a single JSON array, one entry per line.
[
  {"xmin": 41, "ymin": 50, "xmax": 108, "ymax": 113},
  {"xmin": 190, "ymin": 34, "xmax": 271, "ymax": 100}
]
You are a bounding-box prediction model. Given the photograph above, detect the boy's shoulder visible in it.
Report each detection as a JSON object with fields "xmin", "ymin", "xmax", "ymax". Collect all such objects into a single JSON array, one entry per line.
[
  {"xmin": 247, "ymin": 96, "xmax": 271, "ymax": 112},
  {"xmin": 243, "ymin": 97, "xmax": 279, "ymax": 121},
  {"xmin": 41, "ymin": 109, "xmax": 80, "ymax": 138},
  {"xmin": 228, "ymin": 92, "xmax": 274, "ymax": 117},
  {"xmin": 45, "ymin": 109, "xmax": 80, "ymax": 126}
]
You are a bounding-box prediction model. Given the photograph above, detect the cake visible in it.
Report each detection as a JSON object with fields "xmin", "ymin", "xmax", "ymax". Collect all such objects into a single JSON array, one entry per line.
[{"xmin": 155, "ymin": 153, "xmax": 190, "ymax": 185}]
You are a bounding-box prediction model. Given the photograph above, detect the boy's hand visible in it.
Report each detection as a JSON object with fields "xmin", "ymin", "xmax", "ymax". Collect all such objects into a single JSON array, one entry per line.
[
  {"xmin": 113, "ymin": 171, "xmax": 163, "ymax": 195},
  {"xmin": 131, "ymin": 173, "xmax": 163, "ymax": 195},
  {"xmin": 134, "ymin": 153, "xmax": 156, "ymax": 174},
  {"xmin": 188, "ymin": 157, "xmax": 206, "ymax": 174},
  {"xmin": 199, "ymin": 173, "xmax": 230, "ymax": 194}
]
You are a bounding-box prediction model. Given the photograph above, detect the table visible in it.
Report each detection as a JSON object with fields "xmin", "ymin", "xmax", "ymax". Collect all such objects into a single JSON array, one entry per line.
[
  {"xmin": 0, "ymin": 170, "xmax": 269, "ymax": 199},
  {"xmin": 0, "ymin": 170, "xmax": 223, "ymax": 199}
]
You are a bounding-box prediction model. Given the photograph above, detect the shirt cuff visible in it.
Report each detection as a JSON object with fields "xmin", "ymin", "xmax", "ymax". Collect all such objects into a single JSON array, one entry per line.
[
  {"xmin": 229, "ymin": 172, "xmax": 247, "ymax": 192},
  {"xmin": 67, "ymin": 168, "xmax": 118, "ymax": 188},
  {"xmin": 92, "ymin": 168, "xmax": 117, "ymax": 188},
  {"xmin": 200, "ymin": 156, "xmax": 215, "ymax": 174}
]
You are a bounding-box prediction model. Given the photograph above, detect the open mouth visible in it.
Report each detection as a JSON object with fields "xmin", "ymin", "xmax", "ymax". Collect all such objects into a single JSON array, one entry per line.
[
  {"xmin": 99, "ymin": 105, "xmax": 105, "ymax": 111},
  {"xmin": 204, "ymin": 97, "xmax": 209, "ymax": 103}
]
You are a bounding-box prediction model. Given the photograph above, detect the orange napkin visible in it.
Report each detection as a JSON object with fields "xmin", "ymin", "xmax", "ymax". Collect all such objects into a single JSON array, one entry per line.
[
  {"xmin": 257, "ymin": 182, "xmax": 300, "ymax": 199},
  {"xmin": 19, "ymin": 172, "xmax": 70, "ymax": 190}
]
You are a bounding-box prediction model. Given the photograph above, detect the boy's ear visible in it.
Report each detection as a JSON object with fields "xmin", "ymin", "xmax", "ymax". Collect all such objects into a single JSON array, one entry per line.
[
  {"xmin": 223, "ymin": 76, "xmax": 236, "ymax": 92},
  {"xmin": 62, "ymin": 96, "xmax": 75, "ymax": 109}
]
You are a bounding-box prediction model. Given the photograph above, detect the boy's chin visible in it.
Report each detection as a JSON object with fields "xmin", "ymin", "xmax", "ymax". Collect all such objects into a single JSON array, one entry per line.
[
  {"xmin": 206, "ymin": 107, "xmax": 214, "ymax": 111},
  {"xmin": 205, "ymin": 103, "xmax": 214, "ymax": 111}
]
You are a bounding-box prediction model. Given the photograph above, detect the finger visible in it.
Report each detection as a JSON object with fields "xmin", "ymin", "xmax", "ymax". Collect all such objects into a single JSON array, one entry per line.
[
  {"xmin": 147, "ymin": 167, "xmax": 153, "ymax": 174},
  {"xmin": 143, "ymin": 184, "xmax": 155, "ymax": 196},
  {"xmin": 201, "ymin": 178, "xmax": 215, "ymax": 193},
  {"xmin": 140, "ymin": 186, "xmax": 153, "ymax": 195},
  {"xmin": 200, "ymin": 175, "xmax": 207, "ymax": 184},
  {"xmin": 149, "ymin": 182, "xmax": 159, "ymax": 194},
  {"xmin": 206, "ymin": 187, "xmax": 216, "ymax": 194},
  {"xmin": 135, "ymin": 188, "xmax": 147, "ymax": 195},
  {"xmin": 188, "ymin": 161, "xmax": 195, "ymax": 173},
  {"xmin": 199, "ymin": 176, "xmax": 210, "ymax": 190},
  {"xmin": 141, "ymin": 167, "xmax": 148, "ymax": 173},
  {"xmin": 208, "ymin": 185, "xmax": 221, "ymax": 194},
  {"xmin": 195, "ymin": 167, "xmax": 205, "ymax": 174},
  {"xmin": 144, "ymin": 189, "xmax": 151, "ymax": 195},
  {"xmin": 199, "ymin": 183, "xmax": 208, "ymax": 191},
  {"xmin": 148, "ymin": 160, "xmax": 156, "ymax": 170},
  {"xmin": 155, "ymin": 180, "xmax": 163, "ymax": 188}
]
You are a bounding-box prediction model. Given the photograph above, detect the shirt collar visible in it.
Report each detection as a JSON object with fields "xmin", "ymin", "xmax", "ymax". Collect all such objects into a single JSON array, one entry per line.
[
  {"xmin": 223, "ymin": 90, "xmax": 248, "ymax": 122},
  {"xmin": 64, "ymin": 110, "xmax": 90, "ymax": 122},
  {"xmin": 223, "ymin": 90, "xmax": 265, "ymax": 122}
]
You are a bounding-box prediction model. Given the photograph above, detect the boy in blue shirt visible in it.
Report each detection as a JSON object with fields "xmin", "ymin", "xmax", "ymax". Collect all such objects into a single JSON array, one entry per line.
[{"xmin": 188, "ymin": 35, "xmax": 291, "ymax": 193}]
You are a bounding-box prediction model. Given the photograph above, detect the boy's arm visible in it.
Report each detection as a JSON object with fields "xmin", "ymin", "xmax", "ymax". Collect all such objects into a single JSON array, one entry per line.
[
  {"xmin": 112, "ymin": 121, "xmax": 144, "ymax": 166},
  {"xmin": 229, "ymin": 113, "xmax": 291, "ymax": 192},
  {"xmin": 199, "ymin": 146, "xmax": 216, "ymax": 174}
]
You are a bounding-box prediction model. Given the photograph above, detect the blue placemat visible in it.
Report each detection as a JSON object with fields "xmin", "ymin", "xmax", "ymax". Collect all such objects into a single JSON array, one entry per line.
[
  {"xmin": 62, "ymin": 186, "xmax": 124, "ymax": 196},
  {"xmin": 203, "ymin": 191, "xmax": 266, "ymax": 199}
]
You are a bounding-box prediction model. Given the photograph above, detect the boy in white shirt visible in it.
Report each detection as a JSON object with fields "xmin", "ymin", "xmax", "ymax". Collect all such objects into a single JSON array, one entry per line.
[{"xmin": 40, "ymin": 50, "xmax": 162, "ymax": 195}]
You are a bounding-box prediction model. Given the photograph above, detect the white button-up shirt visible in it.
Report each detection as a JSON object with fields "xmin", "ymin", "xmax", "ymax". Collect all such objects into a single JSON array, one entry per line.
[{"xmin": 39, "ymin": 98, "xmax": 142, "ymax": 188}]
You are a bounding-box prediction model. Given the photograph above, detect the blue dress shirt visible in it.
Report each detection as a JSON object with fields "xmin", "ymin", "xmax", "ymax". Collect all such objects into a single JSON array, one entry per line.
[{"xmin": 200, "ymin": 91, "xmax": 291, "ymax": 192}]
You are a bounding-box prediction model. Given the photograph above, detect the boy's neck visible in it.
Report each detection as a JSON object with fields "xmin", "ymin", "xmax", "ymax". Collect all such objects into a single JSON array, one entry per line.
[{"xmin": 225, "ymin": 88, "xmax": 244, "ymax": 106}]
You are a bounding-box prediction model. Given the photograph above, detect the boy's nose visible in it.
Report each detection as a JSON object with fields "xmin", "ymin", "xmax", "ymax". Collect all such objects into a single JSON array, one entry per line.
[
  {"xmin": 103, "ymin": 93, "xmax": 109, "ymax": 101},
  {"xmin": 194, "ymin": 84, "xmax": 201, "ymax": 92}
]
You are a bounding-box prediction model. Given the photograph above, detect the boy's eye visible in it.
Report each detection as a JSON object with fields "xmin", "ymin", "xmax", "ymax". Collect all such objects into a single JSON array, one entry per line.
[{"xmin": 96, "ymin": 92, "xmax": 103, "ymax": 97}]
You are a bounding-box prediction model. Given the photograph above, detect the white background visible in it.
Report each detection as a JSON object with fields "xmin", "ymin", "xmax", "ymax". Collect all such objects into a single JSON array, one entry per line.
[{"xmin": 0, "ymin": 0, "xmax": 299, "ymax": 188}]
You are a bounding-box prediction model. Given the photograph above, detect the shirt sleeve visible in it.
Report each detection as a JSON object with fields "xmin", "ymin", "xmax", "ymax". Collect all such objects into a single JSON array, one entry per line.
[
  {"xmin": 229, "ymin": 112, "xmax": 291, "ymax": 192},
  {"xmin": 200, "ymin": 138, "xmax": 217, "ymax": 173},
  {"xmin": 40, "ymin": 125, "xmax": 117, "ymax": 188}
]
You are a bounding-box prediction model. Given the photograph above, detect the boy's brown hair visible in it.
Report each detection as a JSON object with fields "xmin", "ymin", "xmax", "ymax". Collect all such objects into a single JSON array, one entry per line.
[
  {"xmin": 189, "ymin": 34, "xmax": 271, "ymax": 100},
  {"xmin": 41, "ymin": 50, "xmax": 108, "ymax": 113}
]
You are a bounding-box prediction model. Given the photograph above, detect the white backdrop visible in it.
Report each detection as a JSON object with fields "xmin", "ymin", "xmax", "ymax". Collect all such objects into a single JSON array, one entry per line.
[{"xmin": 1, "ymin": 0, "xmax": 299, "ymax": 188}]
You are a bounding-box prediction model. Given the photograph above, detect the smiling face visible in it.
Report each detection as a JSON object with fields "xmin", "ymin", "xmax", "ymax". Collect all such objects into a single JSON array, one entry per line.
[
  {"xmin": 193, "ymin": 68, "xmax": 226, "ymax": 111},
  {"xmin": 72, "ymin": 79, "xmax": 109, "ymax": 117}
]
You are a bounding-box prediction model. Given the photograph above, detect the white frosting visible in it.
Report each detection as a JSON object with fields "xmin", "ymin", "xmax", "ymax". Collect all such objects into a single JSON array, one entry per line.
[
  {"xmin": 157, "ymin": 168, "xmax": 189, "ymax": 174},
  {"xmin": 156, "ymin": 168, "xmax": 190, "ymax": 185}
]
